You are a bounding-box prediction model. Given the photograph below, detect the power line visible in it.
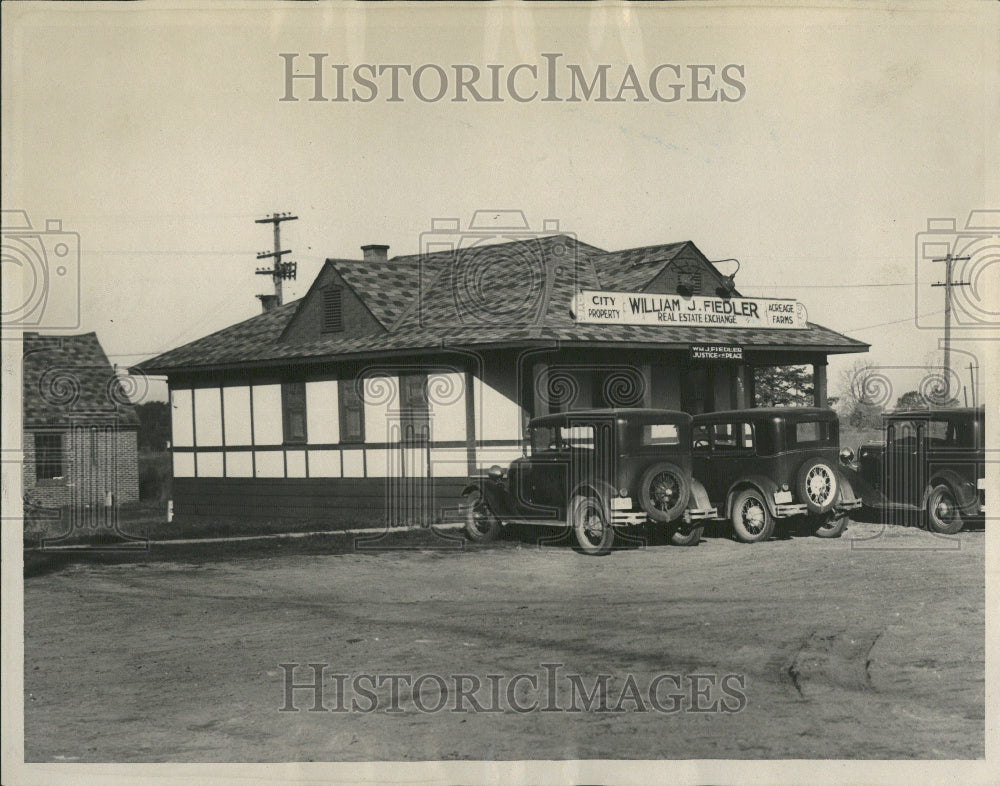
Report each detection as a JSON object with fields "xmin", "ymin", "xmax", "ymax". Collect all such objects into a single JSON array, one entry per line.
[
  {"xmin": 748, "ymin": 282, "xmax": 912, "ymax": 289},
  {"xmin": 846, "ymin": 309, "xmax": 944, "ymax": 333}
]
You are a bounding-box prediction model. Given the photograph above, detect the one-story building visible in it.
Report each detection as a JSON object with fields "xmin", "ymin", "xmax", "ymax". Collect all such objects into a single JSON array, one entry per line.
[
  {"xmin": 23, "ymin": 332, "xmax": 140, "ymax": 515},
  {"xmin": 138, "ymin": 229, "xmax": 868, "ymax": 526}
]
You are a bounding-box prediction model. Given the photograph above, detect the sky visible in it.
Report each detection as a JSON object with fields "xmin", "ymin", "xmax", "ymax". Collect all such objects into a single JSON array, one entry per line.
[{"xmin": 3, "ymin": 1, "xmax": 998, "ymax": 405}]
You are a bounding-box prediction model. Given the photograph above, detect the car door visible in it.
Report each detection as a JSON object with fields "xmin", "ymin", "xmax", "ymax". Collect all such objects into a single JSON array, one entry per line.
[
  {"xmin": 515, "ymin": 424, "xmax": 570, "ymax": 523},
  {"xmin": 885, "ymin": 418, "xmax": 924, "ymax": 506}
]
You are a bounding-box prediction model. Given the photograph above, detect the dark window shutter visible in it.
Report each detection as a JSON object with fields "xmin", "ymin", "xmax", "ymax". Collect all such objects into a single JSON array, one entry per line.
[{"xmin": 323, "ymin": 288, "xmax": 344, "ymax": 333}]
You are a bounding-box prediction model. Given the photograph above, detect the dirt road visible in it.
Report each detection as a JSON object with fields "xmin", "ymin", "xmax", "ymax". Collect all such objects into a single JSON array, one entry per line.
[{"xmin": 23, "ymin": 522, "xmax": 984, "ymax": 761}]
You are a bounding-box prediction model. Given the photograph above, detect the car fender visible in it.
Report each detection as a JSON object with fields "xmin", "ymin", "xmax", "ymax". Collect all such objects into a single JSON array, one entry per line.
[
  {"xmin": 568, "ymin": 479, "xmax": 617, "ymax": 518},
  {"xmin": 922, "ymin": 470, "xmax": 979, "ymax": 515},
  {"xmin": 836, "ymin": 471, "xmax": 858, "ymax": 504},
  {"xmin": 688, "ymin": 477, "xmax": 713, "ymax": 512},
  {"xmin": 462, "ymin": 478, "xmax": 514, "ymax": 519},
  {"xmin": 725, "ymin": 475, "xmax": 781, "ymax": 519}
]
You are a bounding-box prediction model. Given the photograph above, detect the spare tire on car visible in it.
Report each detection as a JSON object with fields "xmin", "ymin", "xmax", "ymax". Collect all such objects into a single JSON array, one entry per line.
[
  {"xmin": 638, "ymin": 462, "xmax": 691, "ymax": 523},
  {"xmin": 796, "ymin": 458, "xmax": 839, "ymax": 514}
]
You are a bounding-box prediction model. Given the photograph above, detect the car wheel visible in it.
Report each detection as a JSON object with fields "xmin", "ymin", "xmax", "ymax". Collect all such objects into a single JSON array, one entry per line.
[
  {"xmin": 638, "ymin": 462, "xmax": 691, "ymax": 523},
  {"xmin": 571, "ymin": 495, "xmax": 615, "ymax": 556},
  {"xmin": 796, "ymin": 458, "xmax": 839, "ymax": 514},
  {"xmin": 925, "ymin": 484, "xmax": 964, "ymax": 535},
  {"xmin": 670, "ymin": 524, "xmax": 703, "ymax": 547},
  {"xmin": 810, "ymin": 511, "xmax": 847, "ymax": 539},
  {"xmin": 730, "ymin": 488, "xmax": 775, "ymax": 543},
  {"xmin": 464, "ymin": 490, "xmax": 500, "ymax": 543}
]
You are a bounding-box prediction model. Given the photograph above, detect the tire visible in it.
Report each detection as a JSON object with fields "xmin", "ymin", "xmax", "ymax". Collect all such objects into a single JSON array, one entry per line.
[
  {"xmin": 670, "ymin": 524, "xmax": 703, "ymax": 547},
  {"xmin": 810, "ymin": 511, "xmax": 847, "ymax": 539},
  {"xmin": 464, "ymin": 491, "xmax": 500, "ymax": 543},
  {"xmin": 925, "ymin": 484, "xmax": 964, "ymax": 535},
  {"xmin": 796, "ymin": 458, "xmax": 839, "ymax": 514},
  {"xmin": 638, "ymin": 462, "xmax": 691, "ymax": 523},
  {"xmin": 571, "ymin": 495, "xmax": 615, "ymax": 556},
  {"xmin": 730, "ymin": 488, "xmax": 775, "ymax": 543}
]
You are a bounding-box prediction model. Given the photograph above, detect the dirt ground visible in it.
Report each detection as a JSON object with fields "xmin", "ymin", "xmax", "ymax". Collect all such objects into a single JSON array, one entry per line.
[{"xmin": 23, "ymin": 521, "xmax": 984, "ymax": 761}]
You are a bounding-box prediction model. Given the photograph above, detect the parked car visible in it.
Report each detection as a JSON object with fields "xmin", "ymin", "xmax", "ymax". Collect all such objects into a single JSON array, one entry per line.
[
  {"xmin": 462, "ymin": 409, "xmax": 717, "ymax": 555},
  {"xmin": 842, "ymin": 406, "xmax": 985, "ymax": 534},
  {"xmin": 691, "ymin": 407, "xmax": 862, "ymax": 542}
]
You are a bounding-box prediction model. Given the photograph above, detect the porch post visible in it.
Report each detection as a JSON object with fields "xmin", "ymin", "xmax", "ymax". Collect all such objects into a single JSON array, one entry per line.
[
  {"xmin": 534, "ymin": 362, "xmax": 549, "ymax": 417},
  {"xmin": 813, "ymin": 360, "xmax": 828, "ymax": 408}
]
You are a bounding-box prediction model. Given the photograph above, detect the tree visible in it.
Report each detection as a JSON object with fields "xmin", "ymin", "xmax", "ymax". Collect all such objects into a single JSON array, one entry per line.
[
  {"xmin": 894, "ymin": 390, "xmax": 927, "ymax": 411},
  {"xmin": 836, "ymin": 359, "xmax": 884, "ymax": 428},
  {"xmin": 753, "ymin": 365, "xmax": 814, "ymax": 407},
  {"xmin": 135, "ymin": 401, "xmax": 171, "ymax": 452}
]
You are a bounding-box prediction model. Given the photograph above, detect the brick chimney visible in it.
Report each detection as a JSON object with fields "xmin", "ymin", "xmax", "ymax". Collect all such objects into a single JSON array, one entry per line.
[
  {"xmin": 257, "ymin": 293, "xmax": 279, "ymax": 313},
  {"xmin": 361, "ymin": 244, "xmax": 389, "ymax": 264}
]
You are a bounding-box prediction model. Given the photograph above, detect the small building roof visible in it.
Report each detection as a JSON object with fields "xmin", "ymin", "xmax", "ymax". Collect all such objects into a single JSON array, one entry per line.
[
  {"xmin": 139, "ymin": 235, "xmax": 868, "ymax": 375},
  {"xmin": 23, "ymin": 332, "xmax": 139, "ymax": 428}
]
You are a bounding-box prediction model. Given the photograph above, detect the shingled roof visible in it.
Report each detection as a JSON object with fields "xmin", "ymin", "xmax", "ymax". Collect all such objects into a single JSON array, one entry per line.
[
  {"xmin": 23, "ymin": 333, "xmax": 139, "ymax": 427},
  {"xmin": 139, "ymin": 235, "xmax": 868, "ymax": 373}
]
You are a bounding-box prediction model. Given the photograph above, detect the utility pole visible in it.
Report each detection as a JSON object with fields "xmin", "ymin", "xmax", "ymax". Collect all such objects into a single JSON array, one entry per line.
[
  {"xmin": 968, "ymin": 362, "xmax": 977, "ymax": 407},
  {"xmin": 255, "ymin": 212, "xmax": 298, "ymax": 307},
  {"xmin": 930, "ymin": 252, "xmax": 970, "ymax": 402}
]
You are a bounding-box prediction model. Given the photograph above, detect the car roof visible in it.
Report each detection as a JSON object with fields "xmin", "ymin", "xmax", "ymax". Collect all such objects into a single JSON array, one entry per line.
[
  {"xmin": 528, "ymin": 408, "xmax": 691, "ymax": 428},
  {"xmin": 692, "ymin": 407, "xmax": 836, "ymax": 423}
]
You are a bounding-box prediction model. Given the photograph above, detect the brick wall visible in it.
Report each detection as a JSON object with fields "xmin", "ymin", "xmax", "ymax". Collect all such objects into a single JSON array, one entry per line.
[{"xmin": 24, "ymin": 427, "xmax": 139, "ymax": 507}]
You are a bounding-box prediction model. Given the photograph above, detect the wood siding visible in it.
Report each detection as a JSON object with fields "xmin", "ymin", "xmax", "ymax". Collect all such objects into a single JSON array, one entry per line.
[{"xmin": 172, "ymin": 476, "xmax": 469, "ymax": 526}]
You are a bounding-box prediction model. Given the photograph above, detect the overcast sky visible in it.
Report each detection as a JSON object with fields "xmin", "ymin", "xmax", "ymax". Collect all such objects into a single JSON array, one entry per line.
[{"xmin": 3, "ymin": 2, "xmax": 998, "ymax": 405}]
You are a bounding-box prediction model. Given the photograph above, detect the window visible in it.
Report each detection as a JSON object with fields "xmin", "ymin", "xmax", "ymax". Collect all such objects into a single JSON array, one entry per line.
[
  {"xmin": 692, "ymin": 424, "xmax": 711, "ymax": 450},
  {"xmin": 281, "ymin": 382, "xmax": 307, "ymax": 443},
  {"xmin": 35, "ymin": 433, "xmax": 64, "ymax": 480},
  {"xmin": 339, "ymin": 378, "xmax": 365, "ymax": 443},
  {"xmin": 322, "ymin": 287, "xmax": 343, "ymax": 333},
  {"xmin": 560, "ymin": 425, "xmax": 595, "ymax": 449},
  {"xmin": 792, "ymin": 420, "xmax": 833, "ymax": 447},
  {"xmin": 642, "ymin": 423, "xmax": 680, "ymax": 446},
  {"xmin": 712, "ymin": 422, "xmax": 754, "ymax": 451},
  {"xmin": 401, "ymin": 374, "xmax": 428, "ymax": 413},
  {"xmin": 530, "ymin": 426, "xmax": 558, "ymax": 454}
]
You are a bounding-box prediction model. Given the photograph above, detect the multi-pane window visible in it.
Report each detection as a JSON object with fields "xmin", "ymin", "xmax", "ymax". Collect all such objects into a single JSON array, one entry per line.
[
  {"xmin": 281, "ymin": 382, "xmax": 307, "ymax": 443},
  {"xmin": 401, "ymin": 374, "xmax": 428, "ymax": 413},
  {"xmin": 35, "ymin": 433, "xmax": 64, "ymax": 480},
  {"xmin": 339, "ymin": 378, "xmax": 365, "ymax": 443},
  {"xmin": 322, "ymin": 287, "xmax": 343, "ymax": 333}
]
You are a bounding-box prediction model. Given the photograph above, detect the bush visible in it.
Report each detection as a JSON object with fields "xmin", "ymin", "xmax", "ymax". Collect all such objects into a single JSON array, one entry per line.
[{"xmin": 138, "ymin": 451, "xmax": 172, "ymax": 502}]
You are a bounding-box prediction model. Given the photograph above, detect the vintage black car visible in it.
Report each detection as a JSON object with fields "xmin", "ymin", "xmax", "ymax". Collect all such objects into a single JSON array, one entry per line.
[
  {"xmin": 691, "ymin": 407, "xmax": 862, "ymax": 542},
  {"xmin": 462, "ymin": 409, "xmax": 716, "ymax": 555},
  {"xmin": 843, "ymin": 406, "xmax": 985, "ymax": 534}
]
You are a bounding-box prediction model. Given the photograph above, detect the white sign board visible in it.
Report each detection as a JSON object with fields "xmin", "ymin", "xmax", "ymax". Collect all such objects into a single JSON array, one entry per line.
[{"xmin": 572, "ymin": 291, "xmax": 808, "ymax": 330}]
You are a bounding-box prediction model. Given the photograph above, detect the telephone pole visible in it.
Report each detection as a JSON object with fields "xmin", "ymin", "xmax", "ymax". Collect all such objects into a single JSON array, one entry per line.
[
  {"xmin": 930, "ymin": 252, "xmax": 970, "ymax": 402},
  {"xmin": 255, "ymin": 212, "xmax": 298, "ymax": 307}
]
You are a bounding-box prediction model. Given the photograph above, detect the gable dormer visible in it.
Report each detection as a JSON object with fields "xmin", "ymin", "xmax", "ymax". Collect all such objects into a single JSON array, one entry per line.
[
  {"xmin": 279, "ymin": 259, "xmax": 387, "ymax": 345},
  {"xmin": 642, "ymin": 242, "xmax": 742, "ymax": 298}
]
